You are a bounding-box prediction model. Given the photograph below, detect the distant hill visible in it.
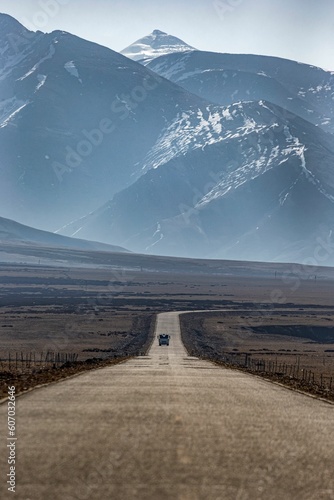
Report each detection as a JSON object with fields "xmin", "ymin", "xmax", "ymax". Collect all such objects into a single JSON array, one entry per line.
[{"xmin": 0, "ymin": 216, "xmax": 128, "ymax": 253}]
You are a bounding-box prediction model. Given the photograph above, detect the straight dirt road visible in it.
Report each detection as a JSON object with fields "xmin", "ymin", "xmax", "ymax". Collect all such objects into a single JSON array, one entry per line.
[{"xmin": 1, "ymin": 311, "xmax": 334, "ymax": 500}]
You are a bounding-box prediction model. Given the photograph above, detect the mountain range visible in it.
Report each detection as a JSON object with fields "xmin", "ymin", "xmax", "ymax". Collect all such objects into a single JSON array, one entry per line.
[
  {"xmin": 0, "ymin": 16, "xmax": 206, "ymax": 229},
  {"xmin": 1, "ymin": 15, "xmax": 334, "ymax": 265},
  {"xmin": 145, "ymin": 48, "xmax": 334, "ymax": 135}
]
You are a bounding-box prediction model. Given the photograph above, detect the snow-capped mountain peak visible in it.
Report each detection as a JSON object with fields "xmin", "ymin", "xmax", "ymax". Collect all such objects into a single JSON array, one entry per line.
[{"xmin": 121, "ymin": 30, "xmax": 196, "ymax": 64}]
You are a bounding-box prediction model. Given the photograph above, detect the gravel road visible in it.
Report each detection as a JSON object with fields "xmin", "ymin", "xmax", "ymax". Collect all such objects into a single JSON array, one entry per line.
[{"xmin": 1, "ymin": 311, "xmax": 334, "ymax": 500}]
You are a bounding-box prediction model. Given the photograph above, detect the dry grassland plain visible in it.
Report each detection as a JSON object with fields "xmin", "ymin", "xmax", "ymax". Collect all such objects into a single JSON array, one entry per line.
[{"xmin": 1, "ymin": 257, "xmax": 334, "ymax": 398}]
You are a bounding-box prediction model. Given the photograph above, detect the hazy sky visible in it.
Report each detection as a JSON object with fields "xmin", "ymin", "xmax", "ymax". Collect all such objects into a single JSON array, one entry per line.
[{"xmin": 1, "ymin": 0, "xmax": 334, "ymax": 70}]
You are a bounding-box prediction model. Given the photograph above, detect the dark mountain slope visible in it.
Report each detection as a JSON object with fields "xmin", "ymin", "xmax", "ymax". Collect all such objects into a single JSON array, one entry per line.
[
  {"xmin": 0, "ymin": 17, "xmax": 209, "ymax": 229},
  {"xmin": 58, "ymin": 100, "xmax": 334, "ymax": 264}
]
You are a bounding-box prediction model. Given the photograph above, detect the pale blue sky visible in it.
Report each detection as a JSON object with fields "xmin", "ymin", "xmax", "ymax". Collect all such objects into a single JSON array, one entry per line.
[{"xmin": 1, "ymin": 0, "xmax": 334, "ymax": 70}]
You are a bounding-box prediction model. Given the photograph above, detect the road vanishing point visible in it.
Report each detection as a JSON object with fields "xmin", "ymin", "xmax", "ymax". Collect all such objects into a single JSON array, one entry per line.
[{"xmin": 1, "ymin": 311, "xmax": 334, "ymax": 500}]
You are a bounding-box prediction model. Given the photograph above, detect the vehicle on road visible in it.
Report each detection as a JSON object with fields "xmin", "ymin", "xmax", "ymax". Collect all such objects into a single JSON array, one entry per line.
[{"xmin": 158, "ymin": 334, "xmax": 170, "ymax": 346}]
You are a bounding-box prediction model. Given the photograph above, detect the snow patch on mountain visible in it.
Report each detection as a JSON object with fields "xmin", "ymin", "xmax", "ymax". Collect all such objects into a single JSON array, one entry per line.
[
  {"xmin": 0, "ymin": 99, "xmax": 28, "ymax": 128},
  {"xmin": 196, "ymin": 127, "xmax": 334, "ymax": 211},
  {"xmin": 196, "ymin": 152, "xmax": 277, "ymax": 208},
  {"xmin": 222, "ymin": 108, "xmax": 233, "ymax": 121},
  {"xmin": 141, "ymin": 103, "xmax": 279, "ymax": 172},
  {"xmin": 150, "ymin": 54, "xmax": 193, "ymax": 80},
  {"xmin": 279, "ymin": 177, "xmax": 299, "ymax": 206},
  {"xmin": 64, "ymin": 61, "xmax": 82, "ymax": 83},
  {"xmin": 36, "ymin": 74, "xmax": 47, "ymax": 91},
  {"xmin": 289, "ymin": 135, "xmax": 334, "ymax": 203},
  {"xmin": 141, "ymin": 106, "xmax": 229, "ymax": 170},
  {"xmin": 17, "ymin": 44, "xmax": 55, "ymax": 81},
  {"xmin": 145, "ymin": 223, "xmax": 164, "ymax": 251}
]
